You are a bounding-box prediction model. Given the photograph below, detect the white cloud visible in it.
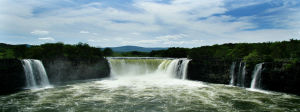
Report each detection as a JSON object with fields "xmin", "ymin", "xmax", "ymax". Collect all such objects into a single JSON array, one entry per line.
[
  {"xmin": 156, "ymin": 34, "xmax": 187, "ymax": 40},
  {"xmin": 163, "ymin": 40, "xmax": 204, "ymax": 45},
  {"xmin": 38, "ymin": 37, "xmax": 55, "ymax": 41},
  {"xmin": 225, "ymin": 0, "xmax": 271, "ymax": 9},
  {"xmin": 31, "ymin": 30, "xmax": 49, "ymax": 35},
  {"xmin": 131, "ymin": 32, "xmax": 140, "ymax": 35},
  {"xmin": 80, "ymin": 30, "xmax": 90, "ymax": 34},
  {"xmin": 87, "ymin": 38, "xmax": 109, "ymax": 43},
  {"xmin": 1, "ymin": 0, "xmax": 300, "ymax": 47}
]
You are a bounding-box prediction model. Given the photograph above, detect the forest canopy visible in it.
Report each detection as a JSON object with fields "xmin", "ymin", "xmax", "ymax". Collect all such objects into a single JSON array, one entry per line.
[
  {"xmin": 1, "ymin": 39, "xmax": 300, "ymax": 63},
  {"xmin": 149, "ymin": 39, "xmax": 300, "ymax": 63},
  {"xmin": 0, "ymin": 42, "xmax": 104, "ymax": 61}
]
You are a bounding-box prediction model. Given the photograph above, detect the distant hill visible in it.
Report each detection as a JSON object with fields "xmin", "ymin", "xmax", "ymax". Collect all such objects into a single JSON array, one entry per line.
[
  {"xmin": 108, "ymin": 46, "xmax": 167, "ymax": 52},
  {"xmin": 0, "ymin": 43, "xmax": 31, "ymax": 48}
]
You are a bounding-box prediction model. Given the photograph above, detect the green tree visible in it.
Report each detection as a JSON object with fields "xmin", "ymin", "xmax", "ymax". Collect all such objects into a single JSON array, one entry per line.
[
  {"xmin": 0, "ymin": 49, "xmax": 15, "ymax": 59},
  {"xmin": 163, "ymin": 47, "xmax": 189, "ymax": 58},
  {"xmin": 103, "ymin": 48, "xmax": 113, "ymax": 56},
  {"xmin": 243, "ymin": 50, "xmax": 260, "ymax": 63}
]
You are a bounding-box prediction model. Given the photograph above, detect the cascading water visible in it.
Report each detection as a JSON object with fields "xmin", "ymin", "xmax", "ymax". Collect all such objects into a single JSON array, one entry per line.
[
  {"xmin": 230, "ymin": 62, "xmax": 247, "ymax": 87},
  {"xmin": 180, "ymin": 60, "xmax": 191, "ymax": 80},
  {"xmin": 21, "ymin": 59, "xmax": 51, "ymax": 89},
  {"xmin": 250, "ymin": 63, "xmax": 264, "ymax": 89},
  {"xmin": 241, "ymin": 62, "xmax": 246, "ymax": 87},
  {"xmin": 236, "ymin": 62, "xmax": 246, "ymax": 87},
  {"xmin": 236, "ymin": 62, "xmax": 242, "ymax": 86},
  {"xmin": 108, "ymin": 58, "xmax": 190, "ymax": 79},
  {"xmin": 229, "ymin": 62, "xmax": 236, "ymax": 85},
  {"xmin": 22, "ymin": 59, "xmax": 37, "ymax": 88}
]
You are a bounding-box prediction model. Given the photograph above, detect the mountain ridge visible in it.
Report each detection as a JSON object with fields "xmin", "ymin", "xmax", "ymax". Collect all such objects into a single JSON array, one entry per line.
[{"xmin": 107, "ymin": 45, "xmax": 167, "ymax": 52}]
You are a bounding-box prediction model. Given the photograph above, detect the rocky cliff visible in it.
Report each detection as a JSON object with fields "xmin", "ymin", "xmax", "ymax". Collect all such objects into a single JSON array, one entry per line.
[
  {"xmin": 42, "ymin": 58, "xmax": 110, "ymax": 83},
  {"xmin": 188, "ymin": 59, "xmax": 300, "ymax": 95},
  {"xmin": 0, "ymin": 59, "xmax": 26, "ymax": 95},
  {"xmin": 0, "ymin": 58, "xmax": 110, "ymax": 95},
  {"xmin": 187, "ymin": 59, "xmax": 232, "ymax": 84}
]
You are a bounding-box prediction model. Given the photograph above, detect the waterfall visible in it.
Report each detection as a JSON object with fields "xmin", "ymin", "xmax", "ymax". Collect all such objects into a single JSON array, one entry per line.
[
  {"xmin": 230, "ymin": 62, "xmax": 265, "ymax": 89},
  {"xmin": 236, "ymin": 62, "xmax": 242, "ymax": 86},
  {"xmin": 22, "ymin": 60, "xmax": 37, "ymax": 88},
  {"xmin": 229, "ymin": 62, "xmax": 236, "ymax": 85},
  {"xmin": 21, "ymin": 59, "xmax": 51, "ymax": 89},
  {"xmin": 241, "ymin": 62, "xmax": 246, "ymax": 87},
  {"xmin": 233, "ymin": 62, "xmax": 246, "ymax": 87},
  {"xmin": 180, "ymin": 60, "xmax": 190, "ymax": 80},
  {"xmin": 235, "ymin": 62, "xmax": 246, "ymax": 87},
  {"xmin": 250, "ymin": 63, "xmax": 264, "ymax": 89},
  {"xmin": 108, "ymin": 58, "xmax": 190, "ymax": 79}
]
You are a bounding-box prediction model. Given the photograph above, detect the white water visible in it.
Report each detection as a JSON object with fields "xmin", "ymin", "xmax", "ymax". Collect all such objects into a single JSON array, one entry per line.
[
  {"xmin": 237, "ymin": 62, "xmax": 242, "ymax": 86},
  {"xmin": 236, "ymin": 62, "xmax": 246, "ymax": 87},
  {"xmin": 229, "ymin": 62, "xmax": 236, "ymax": 85},
  {"xmin": 108, "ymin": 58, "xmax": 190, "ymax": 79},
  {"xmin": 250, "ymin": 63, "xmax": 264, "ymax": 89},
  {"xmin": 241, "ymin": 62, "xmax": 246, "ymax": 87},
  {"xmin": 21, "ymin": 59, "xmax": 51, "ymax": 89},
  {"xmin": 181, "ymin": 60, "xmax": 191, "ymax": 80},
  {"xmin": 22, "ymin": 59, "xmax": 37, "ymax": 87}
]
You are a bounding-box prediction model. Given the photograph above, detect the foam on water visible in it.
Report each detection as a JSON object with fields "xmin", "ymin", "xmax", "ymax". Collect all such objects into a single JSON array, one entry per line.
[{"xmin": 1, "ymin": 78, "xmax": 300, "ymax": 111}]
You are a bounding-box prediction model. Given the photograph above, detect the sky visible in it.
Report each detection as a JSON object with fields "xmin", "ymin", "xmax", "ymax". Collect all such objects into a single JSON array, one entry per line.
[{"xmin": 0, "ymin": 0, "xmax": 300, "ymax": 48}]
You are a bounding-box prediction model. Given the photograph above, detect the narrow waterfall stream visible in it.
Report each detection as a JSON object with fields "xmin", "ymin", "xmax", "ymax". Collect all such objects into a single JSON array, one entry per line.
[
  {"xmin": 230, "ymin": 62, "xmax": 247, "ymax": 87},
  {"xmin": 229, "ymin": 62, "xmax": 236, "ymax": 85},
  {"xmin": 250, "ymin": 63, "xmax": 264, "ymax": 89}
]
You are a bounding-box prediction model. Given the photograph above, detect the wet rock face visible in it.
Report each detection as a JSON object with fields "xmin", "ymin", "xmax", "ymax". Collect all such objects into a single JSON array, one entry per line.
[
  {"xmin": 187, "ymin": 59, "xmax": 232, "ymax": 84},
  {"xmin": 187, "ymin": 59, "xmax": 300, "ymax": 95},
  {"xmin": 0, "ymin": 59, "xmax": 26, "ymax": 95},
  {"xmin": 43, "ymin": 58, "xmax": 110, "ymax": 83},
  {"xmin": 0, "ymin": 58, "xmax": 110, "ymax": 95},
  {"xmin": 261, "ymin": 62, "xmax": 300, "ymax": 95}
]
